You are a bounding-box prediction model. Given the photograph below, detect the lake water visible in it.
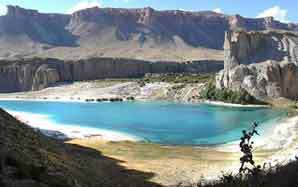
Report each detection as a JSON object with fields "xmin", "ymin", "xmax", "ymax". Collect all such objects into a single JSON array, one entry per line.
[{"xmin": 0, "ymin": 100, "xmax": 286, "ymax": 145}]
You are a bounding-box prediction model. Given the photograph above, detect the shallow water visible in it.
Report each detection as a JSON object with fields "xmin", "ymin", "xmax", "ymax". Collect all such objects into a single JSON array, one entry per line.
[{"xmin": 0, "ymin": 100, "xmax": 286, "ymax": 145}]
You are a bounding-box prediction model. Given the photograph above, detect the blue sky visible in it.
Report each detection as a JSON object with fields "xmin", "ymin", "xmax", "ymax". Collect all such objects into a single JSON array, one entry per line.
[{"xmin": 0, "ymin": 0, "xmax": 297, "ymax": 23}]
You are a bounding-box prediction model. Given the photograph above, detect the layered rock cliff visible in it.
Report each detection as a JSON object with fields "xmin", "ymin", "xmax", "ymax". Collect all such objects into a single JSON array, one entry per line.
[
  {"xmin": 0, "ymin": 58, "xmax": 223, "ymax": 92},
  {"xmin": 0, "ymin": 6, "xmax": 297, "ymax": 61},
  {"xmin": 216, "ymin": 30, "xmax": 298, "ymax": 100}
]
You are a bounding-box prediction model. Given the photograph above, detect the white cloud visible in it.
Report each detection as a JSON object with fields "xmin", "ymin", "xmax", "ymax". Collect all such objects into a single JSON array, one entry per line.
[
  {"xmin": 68, "ymin": 1, "xmax": 101, "ymax": 14},
  {"xmin": 0, "ymin": 4, "xmax": 7, "ymax": 16},
  {"xmin": 213, "ymin": 8, "xmax": 222, "ymax": 14},
  {"xmin": 257, "ymin": 6, "xmax": 288, "ymax": 23},
  {"xmin": 113, "ymin": 0, "xmax": 134, "ymax": 3}
]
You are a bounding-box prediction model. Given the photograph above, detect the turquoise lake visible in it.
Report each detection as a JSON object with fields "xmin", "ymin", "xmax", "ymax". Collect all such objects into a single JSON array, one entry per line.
[{"xmin": 0, "ymin": 100, "xmax": 286, "ymax": 145}]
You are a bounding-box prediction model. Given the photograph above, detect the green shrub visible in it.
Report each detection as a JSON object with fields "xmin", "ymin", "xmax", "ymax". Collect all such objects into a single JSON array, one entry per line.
[
  {"xmin": 200, "ymin": 83, "xmax": 266, "ymax": 105},
  {"xmin": 289, "ymin": 102, "xmax": 298, "ymax": 109},
  {"xmin": 143, "ymin": 73, "xmax": 215, "ymax": 84}
]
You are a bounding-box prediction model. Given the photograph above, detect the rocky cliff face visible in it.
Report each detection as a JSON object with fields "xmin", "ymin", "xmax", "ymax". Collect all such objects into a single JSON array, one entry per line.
[
  {"xmin": 0, "ymin": 58, "xmax": 223, "ymax": 92},
  {"xmin": 1, "ymin": 6, "xmax": 73, "ymax": 46},
  {"xmin": 0, "ymin": 59, "xmax": 70, "ymax": 92},
  {"xmin": 0, "ymin": 6, "xmax": 297, "ymax": 61},
  {"xmin": 216, "ymin": 30, "xmax": 298, "ymax": 99}
]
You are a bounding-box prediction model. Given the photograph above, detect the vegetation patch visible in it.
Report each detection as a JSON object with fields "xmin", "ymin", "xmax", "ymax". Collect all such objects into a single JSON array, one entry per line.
[
  {"xmin": 200, "ymin": 82, "xmax": 267, "ymax": 105},
  {"xmin": 143, "ymin": 73, "xmax": 215, "ymax": 84},
  {"xmin": 92, "ymin": 73, "xmax": 215, "ymax": 88}
]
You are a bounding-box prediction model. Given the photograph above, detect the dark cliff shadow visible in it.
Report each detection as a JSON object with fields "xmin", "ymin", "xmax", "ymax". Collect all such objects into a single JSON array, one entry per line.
[{"xmin": 63, "ymin": 142, "xmax": 162, "ymax": 187}]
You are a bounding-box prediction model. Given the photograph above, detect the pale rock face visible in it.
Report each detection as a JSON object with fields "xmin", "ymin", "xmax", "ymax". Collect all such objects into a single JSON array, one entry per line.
[
  {"xmin": 32, "ymin": 65, "xmax": 60, "ymax": 91},
  {"xmin": 216, "ymin": 30, "xmax": 298, "ymax": 100},
  {"xmin": 0, "ymin": 58, "xmax": 223, "ymax": 93}
]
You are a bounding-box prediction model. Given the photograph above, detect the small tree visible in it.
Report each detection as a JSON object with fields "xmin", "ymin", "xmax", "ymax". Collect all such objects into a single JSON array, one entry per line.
[
  {"xmin": 215, "ymin": 122, "xmax": 264, "ymax": 186},
  {"xmin": 238, "ymin": 121, "xmax": 266, "ymax": 186},
  {"xmin": 239, "ymin": 121, "xmax": 260, "ymax": 173}
]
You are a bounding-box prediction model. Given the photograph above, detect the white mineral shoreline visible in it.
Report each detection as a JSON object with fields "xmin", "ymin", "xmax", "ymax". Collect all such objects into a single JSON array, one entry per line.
[
  {"xmin": 0, "ymin": 97, "xmax": 271, "ymax": 108},
  {"xmin": 214, "ymin": 115, "xmax": 298, "ymax": 168},
  {"xmin": 0, "ymin": 97, "xmax": 92, "ymax": 103},
  {"xmin": 203, "ymin": 100, "xmax": 270, "ymax": 108},
  {"xmin": 6, "ymin": 110, "xmax": 141, "ymax": 142}
]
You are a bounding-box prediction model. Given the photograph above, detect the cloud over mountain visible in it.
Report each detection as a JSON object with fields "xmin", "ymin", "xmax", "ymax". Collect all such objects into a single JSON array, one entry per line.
[
  {"xmin": 0, "ymin": 4, "xmax": 7, "ymax": 16},
  {"xmin": 257, "ymin": 6, "xmax": 288, "ymax": 23},
  {"xmin": 67, "ymin": 0, "xmax": 101, "ymax": 14},
  {"xmin": 213, "ymin": 8, "xmax": 222, "ymax": 14}
]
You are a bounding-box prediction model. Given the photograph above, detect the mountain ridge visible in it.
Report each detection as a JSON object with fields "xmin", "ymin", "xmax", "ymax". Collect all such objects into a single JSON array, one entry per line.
[{"xmin": 0, "ymin": 5, "xmax": 297, "ymax": 61}]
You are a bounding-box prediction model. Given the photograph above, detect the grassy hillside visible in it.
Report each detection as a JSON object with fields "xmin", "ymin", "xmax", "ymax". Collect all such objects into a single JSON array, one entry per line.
[{"xmin": 0, "ymin": 108, "xmax": 160, "ymax": 187}]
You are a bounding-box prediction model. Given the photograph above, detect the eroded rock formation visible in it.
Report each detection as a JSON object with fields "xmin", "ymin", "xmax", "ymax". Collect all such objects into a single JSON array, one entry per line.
[
  {"xmin": 216, "ymin": 30, "xmax": 298, "ymax": 99},
  {"xmin": 0, "ymin": 58, "xmax": 223, "ymax": 92}
]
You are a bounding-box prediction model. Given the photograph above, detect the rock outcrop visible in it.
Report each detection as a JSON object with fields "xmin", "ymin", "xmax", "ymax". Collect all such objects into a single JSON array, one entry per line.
[
  {"xmin": 0, "ymin": 58, "xmax": 223, "ymax": 93},
  {"xmin": 0, "ymin": 58, "xmax": 70, "ymax": 92},
  {"xmin": 216, "ymin": 30, "xmax": 298, "ymax": 99}
]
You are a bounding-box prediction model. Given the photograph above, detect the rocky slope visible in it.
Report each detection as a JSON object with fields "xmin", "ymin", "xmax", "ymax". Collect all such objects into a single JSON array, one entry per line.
[
  {"xmin": 0, "ymin": 57, "xmax": 222, "ymax": 92},
  {"xmin": 0, "ymin": 5, "xmax": 297, "ymax": 61},
  {"xmin": 0, "ymin": 108, "xmax": 161, "ymax": 187},
  {"xmin": 216, "ymin": 30, "xmax": 298, "ymax": 100}
]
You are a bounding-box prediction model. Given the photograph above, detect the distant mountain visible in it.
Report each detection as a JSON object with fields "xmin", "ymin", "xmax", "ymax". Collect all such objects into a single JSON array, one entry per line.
[{"xmin": 0, "ymin": 5, "xmax": 297, "ymax": 61}]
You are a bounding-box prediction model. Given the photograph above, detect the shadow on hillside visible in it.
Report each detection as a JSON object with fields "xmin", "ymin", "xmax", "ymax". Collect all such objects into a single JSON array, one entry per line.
[
  {"xmin": 0, "ymin": 108, "xmax": 162, "ymax": 187},
  {"xmin": 64, "ymin": 142, "xmax": 162, "ymax": 187}
]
